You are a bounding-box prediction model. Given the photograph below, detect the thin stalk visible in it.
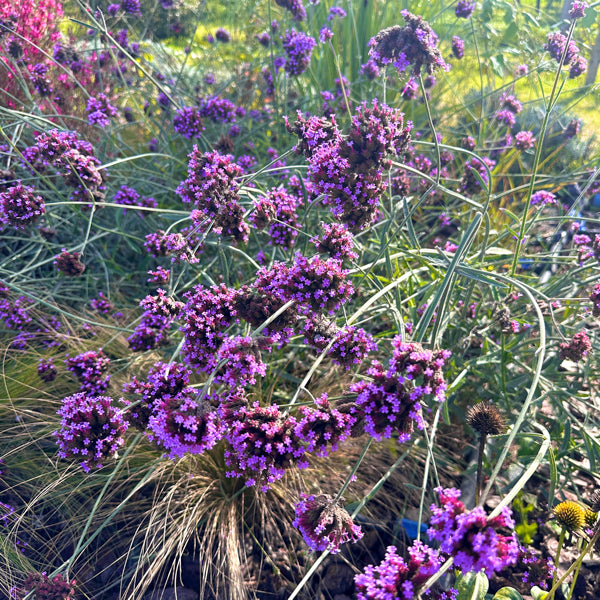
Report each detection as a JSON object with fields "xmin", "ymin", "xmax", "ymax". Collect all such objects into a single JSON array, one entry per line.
[
  {"xmin": 552, "ymin": 527, "xmax": 567, "ymax": 591},
  {"xmin": 475, "ymin": 433, "xmax": 487, "ymax": 506}
]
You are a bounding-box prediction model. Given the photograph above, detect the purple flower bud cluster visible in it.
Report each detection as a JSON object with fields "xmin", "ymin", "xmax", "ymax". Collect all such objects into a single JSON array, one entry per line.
[
  {"xmin": 311, "ymin": 222, "xmax": 358, "ymax": 261},
  {"xmin": 530, "ymin": 191, "xmax": 556, "ymax": 206},
  {"xmin": 112, "ymin": 185, "xmax": 157, "ymax": 212},
  {"xmin": 65, "ymin": 349, "xmax": 111, "ymax": 394},
  {"xmin": 518, "ymin": 548, "xmax": 555, "ymax": 590},
  {"xmin": 460, "ymin": 157, "xmax": 495, "ymax": 196},
  {"xmin": 257, "ymin": 32, "xmax": 270, "ymax": 46},
  {"xmin": 360, "ymin": 58, "xmax": 380, "ymax": 80},
  {"xmin": 455, "ymin": 0, "xmax": 476, "ymax": 18},
  {"xmin": 255, "ymin": 253, "xmax": 354, "ymax": 315},
  {"xmin": 38, "ymin": 358, "xmax": 57, "ymax": 382},
  {"xmin": 90, "ymin": 292, "xmax": 114, "ymax": 314},
  {"xmin": 30, "ymin": 62, "xmax": 53, "ymax": 96},
  {"xmin": 149, "ymin": 389, "xmax": 223, "ymax": 458},
  {"xmin": 86, "ymin": 93, "xmax": 119, "ymax": 128},
  {"xmin": 120, "ymin": 0, "xmax": 141, "ymax": 15},
  {"xmin": 427, "ymin": 487, "xmax": 519, "ymax": 577},
  {"xmin": 293, "ymin": 493, "xmax": 362, "ymax": 553},
  {"xmin": 514, "ymin": 131, "xmax": 536, "ymax": 150},
  {"xmin": 173, "ymin": 106, "xmax": 205, "ymax": 138},
  {"xmin": 148, "ymin": 266, "xmax": 170, "ymax": 285},
  {"xmin": 368, "ymin": 11, "xmax": 449, "ymax": 76},
  {"xmin": 0, "ymin": 291, "xmax": 33, "ymax": 331},
  {"xmin": 590, "ymin": 280, "xmax": 600, "ymax": 317},
  {"xmin": 295, "ymin": 394, "xmax": 354, "ymax": 456},
  {"xmin": 451, "ymin": 36, "xmax": 464, "ymax": 59},
  {"xmin": 251, "ymin": 186, "xmax": 302, "ymax": 248},
  {"xmin": 355, "ymin": 541, "xmax": 443, "ymax": 600},
  {"xmin": 144, "ymin": 230, "xmax": 200, "ymax": 263},
  {"xmin": 328, "ymin": 6, "xmax": 347, "ymax": 20},
  {"xmin": 0, "ymin": 182, "xmax": 45, "ymax": 229},
  {"xmin": 198, "ymin": 95, "xmax": 240, "ymax": 123},
  {"xmin": 569, "ymin": 1, "xmax": 587, "ymax": 19},
  {"xmin": 559, "ymin": 330, "xmax": 592, "ymax": 361},
  {"xmin": 16, "ymin": 572, "xmax": 77, "ymax": 600},
  {"xmin": 127, "ymin": 289, "xmax": 183, "ymax": 352},
  {"xmin": 564, "ymin": 118, "xmax": 582, "ymax": 139},
  {"xmin": 54, "ymin": 393, "xmax": 127, "ymax": 472},
  {"xmin": 55, "ymin": 251, "xmax": 86, "ymax": 276},
  {"xmin": 275, "ymin": 0, "xmax": 306, "ymax": 21},
  {"xmin": 224, "ymin": 402, "xmax": 305, "ymax": 490},
  {"xmin": 215, "ymin": 28, "xmax": 231, "ymax": 43},
  {"xmin": 282, "ymin": 28, "xmax": 316, "ymax": 76},
  {"xmin": 499, "ymin": 92, "xmax": 523, "ymax": 115},
  {"xmin": 296, "ymin": 100, "xmax": 411, "ymax": 231},
  {"xmin": 22, "ymin": 129, "xmax": 105, "ymax": 205},
  {"xmin": 543, "ymin": 32, "xmax": 587, "ymax": 78},
  {"xmin": 215, "ymin": 335, "xmax": 270, "ymax": 387},
  {"xmin": 181, "ymin": 283, "xmax": 239, "ymax": 371},
  {"xmin": 177, "ymin": 148, "xmax": 248, "ymax": 243},
  {"xmin": 347, "ymin": 340, "xmax": 451, "ymax": 442},
  {"xmin": 319, "ymin": 27, "xmax": 334, "ymax": 43}
]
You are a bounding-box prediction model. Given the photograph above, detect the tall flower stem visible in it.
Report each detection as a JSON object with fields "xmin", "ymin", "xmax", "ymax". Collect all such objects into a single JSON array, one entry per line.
[{"xmin": 475, "ymin": 432, "xmax": 487, "ymax": 506}]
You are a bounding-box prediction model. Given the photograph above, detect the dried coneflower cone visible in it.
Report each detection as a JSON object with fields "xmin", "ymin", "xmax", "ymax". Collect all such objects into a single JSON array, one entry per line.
[
  {"xmin": 589, "ymin": 490, "xmax": 600, "ymax": 513},
  {"xmin": 554, "ymin": 500, "xmax": 585, "ymax": 533},
  {"xmin": 467, "ymin": 401, "xmax": 505, "ymax": 436}
]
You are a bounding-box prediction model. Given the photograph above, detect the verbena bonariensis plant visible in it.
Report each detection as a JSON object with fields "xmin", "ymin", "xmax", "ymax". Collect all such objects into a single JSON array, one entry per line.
[{"xmin": 2, "ymin": 0, "xmax": 600, "ymax": 599}]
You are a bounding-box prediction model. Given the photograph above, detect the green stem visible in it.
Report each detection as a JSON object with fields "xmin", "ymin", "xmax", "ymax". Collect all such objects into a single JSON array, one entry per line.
[
  {"xmin": 552, "ymin": 527, "xmax": 567, "ymax": 592},
  {"xmin": 475, "ymin": 433, "xmax": 487, "ymax": 506}
]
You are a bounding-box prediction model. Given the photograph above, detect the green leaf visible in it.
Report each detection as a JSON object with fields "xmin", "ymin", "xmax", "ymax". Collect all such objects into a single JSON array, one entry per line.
[
  {"xmin": 457, "ymin": 571, "xmax": 489, "ymax": 600},
  {"xmin": 493, "ymin": 588, "xmax": 523, "ymax": 600},
  {"xmin": 530, "ymin": 586, "xmax": 549, "ymax": 600},
  {"xmin": 502, "ymin": 22, "xmax": 519, "ymax": 45},
  {"xmin": 581, "ymin": 6, "xmax": 597, "ymax": 28}
]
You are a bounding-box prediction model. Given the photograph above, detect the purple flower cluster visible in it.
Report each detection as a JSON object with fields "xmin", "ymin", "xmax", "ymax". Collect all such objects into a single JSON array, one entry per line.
[
  {"xmin": 30, "ymin": 62, "xmax": 53, "ymax": 96},
  {"xmin": 173, "ymin": 106, "xmax": 205, "ymax": 138},
  {"xmin": 569, "ymin": 1, "xmax": 587, "ymax": 19},
  {"xmin": 148, "ymin": 266, "xmax": 170, "ymax": 285},
  {"xmin": 255, "ymin": 253, "xmax": 354, "ymax": 315},
  {"xmin": 295, "ymin": 394, "xmax": 354, "ymax": 456},
  {"xmin": 499, "ymin": 93, "xmax": 523, "ymax": 115},
  {"xmin": 54, "ymin": 393, "xmax": 127, "ymax": 472},
  {"xmin": 311, "ymin": 222, "xmax": 358, "ymax": 261},
  {"xmin": 427, "ymin": 487, "xmax": 519, "ymax": 577},
  {"xmin": 215, "ymin": 335, "xmax": 270, "ymax": 387},
  {"xmin": 530, "ymin": 190, "xmax": 556, "ymax": 206},
  {"xmin": 86, "ymin": 93, "xmax": 119, "ymax": 128},
  {"xmin": 177, "ymin": 148, "xmax": 248, "ymax": 243},
  {"xmin": 451, "ymin": 36, "xmax": 464, "ymax": 59},
  {"xmin": 355, "ymin": 541, "xmax": 444, "ymax": 600},
  {"xmin": 127, "ymin": 289, "xmax": 183, "ymax": 352},
  {"xmin": 544, "ymin": 32, "xmax": 587, "ymax": 78},
  {"xmin": 90, "ymin": 292, "xmax": 114, "ymax": 314},
  {"xmin": 460, "ymin": 157, "xmax": 495, "ymax": 196},
  {"xmin": 328, "ymin": 6, "xmax": 346, "ymax": 20},
  {"xmin": 564, "ymin": 118, "xmax": 582, "ymax": 139},
  {"xmin": 38, "ymin": 358, "xmax": 57, "ymax": 382},
  {"xmin": 275, "ymin": 0, "xmax": 306, "ymax": 21},
  {"xmin": 224, "ymin": 402, "xmax": 305, "ymax": 489},
  {"xmin": 55, "ymin": 251, "xmax": 86, "ymax": 276},
  {"xmin": 347, "ymin": 340, "xmax": 451, "ymax": 442},
  {"xmin": 360, "ymin": 58, "xmax": 380, "ymax": 80},
  {"xmin": 368, "ymin": 11, "xmax": 449, "ymax": 76},
  {"xmin": 120, "ymin": 0, "xmax": 141, "ymax": 14},
  {"xmin": 22, "ymin": 129, "xmax": 105, "ymax": 205},
  {"xmin": 455, "ymin": 0, "xmax": 475, "ymax": 18},
  {"xmin": 590, "ymin": 280, "xmax": 600, "ymax": 317},
  {"xmin": 294, "ymin": 493, "xmax": 362, "ymax": 553},
  {"xmin": 282, "ymin": 28, "xmax": 316, "ymax": 76},
  {"xmin": 65, "ymin": 349, "xmax": 111, "ymax": 394},
  {"xmin": 0, "ymin": 182, "xmax": 45, "ymax": 229},
  {"xmin": 294, "ymin": 100, "xmax": 411, "ymax": 231},
  {"xmin": 559, "ymin": 330, "xmax": 592, "ymax": 361},
  {"xmin": 112, "ymin": 185, "xmax": 157, "ymax": 212},
  {"xmin": 16, "ymin": 572, "xmax": 77, "ymax": 600},
  {"xmin": 518, "ymin": 548, "xmax": 555, "ymax": 590},
  {"xmin": 144, "ymin": 230, "xmax": 200, "ymax": 263},
  {"xmin": 215, "ymin": 28, "xmax": 231, "ymax": 42},
  {"xmin": 181, "ymin": 283, "xmax": 239, "ymax": 371},
  {"xmin": 514, "ymin": 131, "xmax": 536, "ymax": 150},
  {"xmin": 198, "ymin": 95, "xmax": 240, "ymax": 123},
  {"xmin": 251, "ymin": 186, "xmax": 301, "ymax": 248}
]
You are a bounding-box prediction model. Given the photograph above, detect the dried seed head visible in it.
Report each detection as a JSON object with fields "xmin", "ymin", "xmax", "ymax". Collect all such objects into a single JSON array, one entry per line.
[
  {"xmin": 467, "ymin": 402, "xmax": 505, "ymax": 436},
  {"xmin": 554, "ymin": 501, "xmax": 585, "ymax": 533},
  {"xmin": 589, "ymin": 490, "xmax": 600, "ymax": 513}
]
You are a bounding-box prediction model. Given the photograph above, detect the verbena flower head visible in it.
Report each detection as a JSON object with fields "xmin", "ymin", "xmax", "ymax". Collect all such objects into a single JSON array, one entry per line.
[
  {"xmin": 514, "ymin": 131, "xmax": 536, "ymax": 150},
  {"xmin": 282, "ymin": 28, "xmax": 316, "ymax": 76},
  {"xmin": 120, "ymin": 0, "xmax": 141, "ymax": 14},
  {"xmin": 460, "ymin": 157, "xmax": 494, "ymax": 196},
  {"xmin": 55, "ymin": 251, "xmax": 86, "ymax": 277},
  {"xmin": 368, "ymin": 11, "xmax": 449, "ymax": 76},
  {"xmin": 518, "ymin": 548, "xmax": 555, "ymax": 591},
  {"xmin": 38, "ymin": 358, "xmax": 57, "ymax": 382},
  {"xmin": 564, "ymin": 118, "xmax": 582, "ymax": 139},
  {"xmin": 355, "ymin": 541, "xmax": 443, "ymax": 600},
  {"xmin": 0, "ymin": 182, "xmax": 45, "ymax": 229},
  {"xmin": 215, "ymin": 27, "xmax": 230, "ymax": 42},
  {"xmin": 215, "ymin": 335, "xmax": 270, "ymax": 387},
  {"xmin": 499, "ymin": 93, "xmax": 523, "ymax": 114},
  {"xmin": 87, "ymin": 94, "xmax": 119, "ymax": 128},
  {"xmin": 293, "ymin": 493, "xmax": 363, "ymax": 553},
  {"xmin": 590, "ymin": 280, "xmax": 600, "ymax": 317},
  {"xmin": 65, "ymin": 349, "xmax": 111, "ymax": 394},
  {"xmin": 569, "ymin": 1, "xmax": 587, "ymax": 19},
  {"xmin": 530, "ymin": 191, "xmax": 557, "ymax": 206},
  {"xmin": 54, "ymin": 393, "xmax": 128, "ymax": 472},
  {"xmin": 451, "ymin": 36, "xmax": 464, "ymax": 59},
  {"xmin": 112, "ymin": 185, "xmax": 157, "ymax": 213},
  {"xmin": 427, "ymin": 487, "xmax": 519, "ymax": 577},
  {"xmin": 275, "ymin": 0, "xmax": 306, "ymax": 21},
  {"xmin": 360, "ymin": 58, "xmax": 380, "ymax": 79},
  {"xmin": 173, "ymin": 106, "xmax": 205, "ymax": 138},
  {"xmin": 311, "ymin": 222, "xmax": 358, "ymax": 261},
  {"xmin": 558, "ymin": 330, "xmax": 592, "ymax": 362},
  {"xmin": 544, "ymin": 32, "xmax": 579, "ymax": 64},
  {"xmin": 569, "ymin": 54, "xmax": 587, "ymax": 78},
  {"xmin": 198, "ymin": 95, "xmax": 239, "ymax": 123},
  {"xmin": 319, "ymin": 26, "xmax": 333, "ymax": 43},
  {"xmin": 17, "ymin": 572, "xmax": 77, "ymax": 600},
  {"xmin": 455, "ymin": 0, "xmax": 476, "ymax": 18}
]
